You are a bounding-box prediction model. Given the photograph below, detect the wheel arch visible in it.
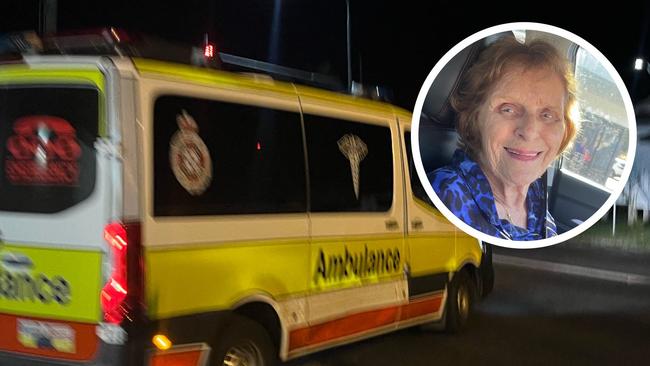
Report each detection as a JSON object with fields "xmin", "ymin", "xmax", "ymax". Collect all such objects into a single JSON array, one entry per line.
[
  {"xmin": 454, "ymin": 259, "xmax": 482, "ymax": 297},
  {"xmin": 231, "ymin": 294, "xmax": 288, "ymax": 361}
]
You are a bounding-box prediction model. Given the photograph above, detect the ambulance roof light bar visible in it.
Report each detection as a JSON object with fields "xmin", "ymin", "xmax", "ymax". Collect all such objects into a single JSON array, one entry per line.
[
  {"xmin": 0, "ymin": 28, "xmax": 218, "ymax": 68},
  {"xmin": 1, "ymin": 28, "xmax": 347, "ymax": 93},
  {"xmin": 218, "ymin": 52, "xmax": 344, "ymax": 92}
]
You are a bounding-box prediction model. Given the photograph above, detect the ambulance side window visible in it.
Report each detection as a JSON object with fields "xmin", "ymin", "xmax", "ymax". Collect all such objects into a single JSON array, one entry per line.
[
  {"xmin": 404, "ymin": 132, "xmax": 433, "ymax": 206},
  {"xmin": 304, "ymin": 115, "xmax": 393, "ymax": 212},
  {"xmin": 153, "ymin": 95, "xmax": 306, "ymax": 216}
]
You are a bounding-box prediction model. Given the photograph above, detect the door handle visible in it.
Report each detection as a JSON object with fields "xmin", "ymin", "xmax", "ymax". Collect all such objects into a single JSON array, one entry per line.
[
  {"xmin": 385, "ymin": 219, "xmax": 399, "ymax": 230},
  {"xmin": 411, "ymin": 218, "xmax": 423, "ymax": 230},
  {"xmin": 1, "ymin": 252, "xmax": 33, "ymax": 269}
]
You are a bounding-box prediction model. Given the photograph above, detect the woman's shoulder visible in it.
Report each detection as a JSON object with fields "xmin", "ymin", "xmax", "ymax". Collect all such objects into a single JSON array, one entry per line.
[
  {"xmin": 427, "ymin": 166, "xmax": 467, "ymax": 194},
  {"xmin": 427, "ymin": 149, "xmax": 475, "ymax": 191},
  {"xmin": 427, "ymin": 166, "xmax": 474, "ymax": 212},
  {"xmin": 425, "ymin": 163, "xmax": 502, "ymax": 238}
]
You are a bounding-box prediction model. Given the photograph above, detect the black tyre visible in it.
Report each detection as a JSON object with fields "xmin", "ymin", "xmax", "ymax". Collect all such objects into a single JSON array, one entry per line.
[
  {"xmin": 445, "ymin": 270, "xmax": 475, "ymax": 333},
  {"xmin": 212, "ymin": 315, "xmax": 277, "ymax": 366}
]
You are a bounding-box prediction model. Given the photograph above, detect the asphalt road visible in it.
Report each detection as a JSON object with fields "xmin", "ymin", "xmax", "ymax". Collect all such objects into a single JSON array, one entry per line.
[{"xmin": 285, "ymin": 263, "xmax": 650, "ymax": 366}]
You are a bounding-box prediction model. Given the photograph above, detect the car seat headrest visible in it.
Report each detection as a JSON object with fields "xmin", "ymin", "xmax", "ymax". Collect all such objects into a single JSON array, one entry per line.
[
  {"xmin": 421, "ymin": 44, "xmax": 480, "ymax": 128},
  {"xmin": 418, "ymin": 32, "xmax": 515, "ymax": 173},
  {"xmin": 422, "ymin": 33, "xmax": 513, "ymax": 127}
]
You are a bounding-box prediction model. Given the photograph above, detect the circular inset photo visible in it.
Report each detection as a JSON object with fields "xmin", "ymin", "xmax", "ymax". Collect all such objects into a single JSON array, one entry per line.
[{"xmin": 411, "ymin": 23, "xmax": 637, "ymax": 248}]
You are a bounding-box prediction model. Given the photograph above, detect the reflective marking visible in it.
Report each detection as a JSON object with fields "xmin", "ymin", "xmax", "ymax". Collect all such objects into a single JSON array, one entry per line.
[
  {"xmin": 289, "ymin": 292, "xmax": 443, "ymax": 351},
  {"xmin": 494, "ymin": 254, "xmax": 650, "ymax": 285}
]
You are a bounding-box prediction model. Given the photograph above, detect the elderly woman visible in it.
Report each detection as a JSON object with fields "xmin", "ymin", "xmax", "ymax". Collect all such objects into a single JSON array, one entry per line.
[{"xmin": 429, "ymin": 37, "xmax": 578, "ymax": 240}]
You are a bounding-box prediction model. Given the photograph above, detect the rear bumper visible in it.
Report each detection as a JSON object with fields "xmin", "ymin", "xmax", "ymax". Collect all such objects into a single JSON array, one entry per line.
[
  {"xmin": 0, "ymin": 340, "xmax": 126, "ymax": 366},
  {"xmin": 0, "ymin": 321, "xmax": 147, "ymax": 366},
  {"xmin": 0, "ymin": 312, "xmax": 235, "ymax": 365}
]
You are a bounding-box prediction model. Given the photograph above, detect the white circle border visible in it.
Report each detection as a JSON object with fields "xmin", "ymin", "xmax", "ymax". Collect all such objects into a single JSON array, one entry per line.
[{"xmin": 411, "ymin": 22, "xmax": 638, "ymax": 249}]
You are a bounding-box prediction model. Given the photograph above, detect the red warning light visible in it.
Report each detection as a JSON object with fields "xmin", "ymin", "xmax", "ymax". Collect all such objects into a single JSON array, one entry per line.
[
  {"xmin": 204, "ymin": 44, "xmax": 215, "ymax": 58},
  {"xmin": 256, "ymin": 142, "xmax": 261, "ymax": 151}
]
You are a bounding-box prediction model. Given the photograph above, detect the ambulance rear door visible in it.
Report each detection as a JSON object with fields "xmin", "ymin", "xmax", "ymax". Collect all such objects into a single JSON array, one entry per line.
[{"xmin": 0, "ymin": 56, "xmax": 118, "ymax": 363}]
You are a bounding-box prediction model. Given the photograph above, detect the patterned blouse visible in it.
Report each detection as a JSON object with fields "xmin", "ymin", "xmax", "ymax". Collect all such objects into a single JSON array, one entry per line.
[{"xmin": 428, "ymin": 149, "xmax": 557, "ymax": 241}]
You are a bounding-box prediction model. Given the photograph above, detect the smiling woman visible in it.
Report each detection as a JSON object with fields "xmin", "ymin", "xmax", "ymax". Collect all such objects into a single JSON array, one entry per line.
[{"xmin": 428, "ymin": 37, "xmax": 579, "ymax": 240}]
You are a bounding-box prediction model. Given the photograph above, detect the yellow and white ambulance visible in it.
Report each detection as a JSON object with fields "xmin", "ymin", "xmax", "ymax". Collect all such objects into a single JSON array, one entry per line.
[{"xmin": 0, "ymin": 30, "xmax": 493, "ymax": 366}]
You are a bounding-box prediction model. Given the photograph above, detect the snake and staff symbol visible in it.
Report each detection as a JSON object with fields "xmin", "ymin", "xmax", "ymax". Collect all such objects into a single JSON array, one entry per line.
[{"xmin": 338, "ymin": 134, "xmax": 368, "ymax": 199}]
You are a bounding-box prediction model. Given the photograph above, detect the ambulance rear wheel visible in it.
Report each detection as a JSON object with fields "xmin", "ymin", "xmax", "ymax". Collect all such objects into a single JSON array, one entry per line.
[
  {"xmin": 214, "ymin": 316, "xmax": 277, "ymax": 366},
  {"xmin": 445, "ymin": 270, "xmax": 475, "ymax": 333}
]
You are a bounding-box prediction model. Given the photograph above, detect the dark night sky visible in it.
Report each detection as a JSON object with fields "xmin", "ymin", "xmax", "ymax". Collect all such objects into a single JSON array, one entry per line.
[{"xmin": 1, "ymin": 1, "xmax": 649, "ymax": 110}]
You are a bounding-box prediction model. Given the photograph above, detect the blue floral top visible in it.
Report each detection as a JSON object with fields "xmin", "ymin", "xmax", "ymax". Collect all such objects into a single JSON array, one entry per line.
[{"xmin": 428, "ymin": 149, "xmax": 557, "ymax": 241}]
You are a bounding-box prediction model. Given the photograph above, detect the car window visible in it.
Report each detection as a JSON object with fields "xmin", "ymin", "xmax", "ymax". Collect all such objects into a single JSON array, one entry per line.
[
  {"xmin": 153, "ymin": 95, "xmax": 307, "ymax": 216},
  {"xmin": 305, "ymin": 115, "xmax": 393, "ymax": 212},
  {"xmin": 560, "ymin": 47, "xmax": 629, "ymax": 191},
  {"xmin": 404, "ymin": 131, "xmax": 434, "ymax": 206},
  {"xmin": 0, "ymin": 85, "xmax": 99, "ymax": 213}
]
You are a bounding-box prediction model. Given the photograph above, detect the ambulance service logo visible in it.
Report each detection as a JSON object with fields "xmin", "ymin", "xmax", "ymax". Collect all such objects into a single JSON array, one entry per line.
[
  {"xmin": 169, "ymin": 110, "xmax": 212, "ymax": 195},
  {"xmin": 5, "ymin": 115, "xmax": 81, "ymax": 186}
]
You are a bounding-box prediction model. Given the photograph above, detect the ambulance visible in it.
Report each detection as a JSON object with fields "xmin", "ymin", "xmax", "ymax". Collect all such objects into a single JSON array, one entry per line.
[{"xmin": 0, "ymin": 29, "xmax": 493, "ymax": 366}]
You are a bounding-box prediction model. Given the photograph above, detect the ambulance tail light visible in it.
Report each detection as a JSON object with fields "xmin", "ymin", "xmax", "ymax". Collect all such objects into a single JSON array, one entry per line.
[{"xmin": 101, "ymin": 221, "xmax": 144, "ymax": 324}]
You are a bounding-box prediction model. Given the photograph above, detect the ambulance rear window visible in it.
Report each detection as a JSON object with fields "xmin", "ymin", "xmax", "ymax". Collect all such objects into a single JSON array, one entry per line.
[{"xmin": 0, "ymin": 86, "xmax": 98, "ymax": 213}]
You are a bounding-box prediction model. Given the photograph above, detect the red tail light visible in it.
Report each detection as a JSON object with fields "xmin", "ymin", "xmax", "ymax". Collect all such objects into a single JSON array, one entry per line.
[
  {"xmin": 101, "ymin": 222, "xmax": 143, "ymax": 324},
  {"xmin": 102, "ymin": 223, "xmax": 128, "ymax": 323}
]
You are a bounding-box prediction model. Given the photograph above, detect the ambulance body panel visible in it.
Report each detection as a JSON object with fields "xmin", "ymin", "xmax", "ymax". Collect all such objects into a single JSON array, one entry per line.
[{"xmin": 0, "ymin": 53, "xmax": 491, "ymax": 366}]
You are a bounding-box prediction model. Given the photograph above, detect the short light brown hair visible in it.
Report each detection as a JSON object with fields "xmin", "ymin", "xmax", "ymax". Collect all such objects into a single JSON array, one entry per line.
[{"xmin": 451, "ymin": 37, "xmax": 579, "ymax": 160}]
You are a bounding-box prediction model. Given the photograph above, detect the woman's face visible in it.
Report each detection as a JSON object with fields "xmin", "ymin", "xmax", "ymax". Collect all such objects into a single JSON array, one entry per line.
[{"xmin": 477, "ymin": 65, "xmax": 566, "ymax": 189}]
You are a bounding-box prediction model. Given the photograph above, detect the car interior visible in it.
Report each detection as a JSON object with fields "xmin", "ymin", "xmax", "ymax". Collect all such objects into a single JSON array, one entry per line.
[{"xmin": 417, "ymin": 31, "xmax": 615, "ymax": 235}]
